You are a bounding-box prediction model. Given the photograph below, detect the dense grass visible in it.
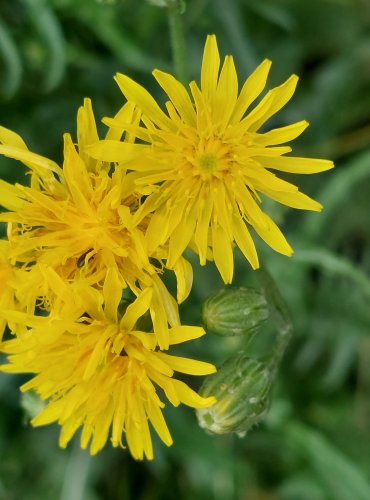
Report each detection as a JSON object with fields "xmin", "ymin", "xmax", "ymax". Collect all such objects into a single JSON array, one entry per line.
[{"xmin": 1, "ymin": 1, "xmax": 370, "ymax": 499}]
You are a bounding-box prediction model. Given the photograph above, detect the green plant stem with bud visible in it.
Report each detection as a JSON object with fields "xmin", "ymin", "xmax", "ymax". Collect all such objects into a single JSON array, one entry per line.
[
  {"xmin": 197, "ymin": 268, "xmax": 294, "ymax": 436},
  {"xmin": 256, "ymin": 268, "xmax": 293, "ymax": 376},
  {"xmin": 166, "ymin": 0, "xmax": 188, "ymax": 83}
]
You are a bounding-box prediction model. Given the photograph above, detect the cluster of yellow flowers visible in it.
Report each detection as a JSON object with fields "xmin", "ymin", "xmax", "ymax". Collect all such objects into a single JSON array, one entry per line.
[{"xmin": 0, "ymin": 35, "xmax": 333, "ymax": 460}]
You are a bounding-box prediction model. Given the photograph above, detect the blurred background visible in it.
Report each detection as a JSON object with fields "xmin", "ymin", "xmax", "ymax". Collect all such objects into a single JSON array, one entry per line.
[{"xmin": 1, "ymin": 0, "xmax": 370, "ymax": 499}]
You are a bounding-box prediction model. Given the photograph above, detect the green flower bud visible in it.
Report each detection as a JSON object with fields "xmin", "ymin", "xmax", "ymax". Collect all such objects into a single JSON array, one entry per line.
[
  {"xmin": 202, "ymin": 287, "xmax": 269, "ymax": 338},
  {"xmin": 196, "ymin": 353, "xmax": 273, "ymax": 435}
]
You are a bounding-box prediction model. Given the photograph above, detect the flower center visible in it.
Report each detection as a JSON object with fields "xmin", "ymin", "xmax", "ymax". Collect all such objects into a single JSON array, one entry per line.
[{"xmin": 197, "ymin": 152, "xmax": 218, "ymax": 174}]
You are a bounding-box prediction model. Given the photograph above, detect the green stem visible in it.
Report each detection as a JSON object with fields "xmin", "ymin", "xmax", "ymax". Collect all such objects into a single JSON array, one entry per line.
[
  {"xmin": 167, "ymin": 0, "xmax": 188, "ymax": 83},
  {"xmin": 256, "ymin": 268, "xmax": 293, "ymax": 375}
]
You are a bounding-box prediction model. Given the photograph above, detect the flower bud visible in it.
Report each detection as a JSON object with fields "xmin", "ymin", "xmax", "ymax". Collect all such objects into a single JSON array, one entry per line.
[
  {"xmin": 196, "ymin": 353, "xmax": 273, "ymax": 435},
  {"xmin": 202, "ymin": 287, "xmax": 269, "ymax": 338}
]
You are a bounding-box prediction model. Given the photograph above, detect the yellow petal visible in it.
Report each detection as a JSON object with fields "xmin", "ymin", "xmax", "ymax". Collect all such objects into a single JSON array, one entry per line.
[
  {"xmin": 156, "ymin": 352, "xmax": 216, "ymax": 376},
  {"xmin": 172, "ymin": 379, "xmax": 216, "ymax": 408},
  {"xmin": 0, "ymin": 144, "xmax": 62, "ymax": 176},
  {"xmin": 115, "ymin": 73, "xmax": 174, "ymax": 131},
  {"xmin": 59, "ymin": 417, "xmax": 82, "ymax": 449},
  {"xmin": 0, "ymin": 126, "xmax": 28, "ymax": 149},
  {"xmin": 189, "ymin": 80, "xmax": 212, "ymax": 132},
  {"xmin": 233, "ymin": 181, "xmax": 268, "ymax": 228},
  {"xmin": 153, "ymin": 69, "xmax": 196, "ymax": 126},
  {"xmin": 212, "ymin": 181, "xmax": 233, "ymax": 240},
  {"xmin": 211, "ymin": 221, "xmax": 234, "ymax": 284},
  {"xmin": 31, "ymin": 400, "xmax": 61, "ymax": 426},
  {"xmin": 146, "ymin": 399, "xmax": 173, "ymax": 447},
  {"xmin": 77, "ymin": 98, "xmax": 99, "ymax": 171},
  {"xmin": 126, "ymin": 411, "xmax": 146, "ymax": 460},
  {"xmin": 252, "ymin": 212, "xmax": 293, "ymax": 256},
  {"xmin": 231, "ymin": 210, "xmax": 259, "ymax": 269},
  {"xmin": 120, "ymin": 287, "xmax": 152, "ymax": 331},
  {"xmin": 0, "ymin": 180, "xmax": 24, "ymax": 210},
  {"xmin": 111, "ymin": 384, "xmax": 127, "ymax": 446},
  {"xmin": 152, "ymin": 275, "xmax": 180, "ymax": 328},
  {"xmin": 103, "ymin": 268, "xmax": 123, "ymax": 323},
  {"xmin": 261, "ymin": 188, "xmax": 322, "ymax": 211},
  {"xmin": 255, "ymin": 120, "xmax": 309, "ymax": 146},
  {"xmin": 258, "ymin": 155, "xmax": 335, "ymax": 174},
  {"xmin": 106, "ymin": 102, "xmax": 140, "ymax": 142},
  {"xmin": 39, "ymin": 266, "xmax": 69, "ymax": 302},
  {"xmin": 245, "ymin": 164, "xmax": 299, "ymax": 192},
  {"xmin": 213, "ymin": 55, "xmax": 238, "ymax": 129},
  {"xmin": 142, "ymin": 350, "xmax": 174, "ymax": 377},
  {"xmin": 172, "ymin": 256, "xmax": 193, "ymax": 304},
  {"xmin": 90, "ymin": 404, "xmax": 115, "ymax": 455},
  {"xmin": 167, "ymin": 199, "xmax": 198, "ymax": 268},
  {"xmin": 83, "ymin": 327, "xmax": 115, "ymax": 380},
  {"xmin": 201, "ymin": 34, "xmax": 220, "ymax": 104},
  {"xmin": 145, "ymin": 204, "xmax": 171, "ymax": 253},
  {"xmin": 168, "ymin": 325, "xmax": 205, "ymax": 345},
  {"xmin": 89, "ymin": 140, "xmax": 149, "ymax": 165},
  {"xmin": 130, "ymin": 331, "xmax": 157, "ymax": 350},
  {"xmin": 149, "ymin": 284, "xmax": 170, "ymax": 350},
  {"xmin": 242, "ymin": 74, "xmax": 298, "ymax": 133},
  {"xmin": 245, "ymin": 146, "xmax": 292, "ymax": 158},
  {"xmin": 194, "ymin": 185, "xmax": 213, "ymax": 265},
  {"xmin": 149, "ymin": 372, "xmax": 180, "ymax": 406},
  {"xmin": 128, "ymin": 397, "xmax": 153, "ymax": 460},
  {"xmin": 230, "ymin": 58, "xmax": 272, "ymax": 124},
  {"xmin": 62, "ymin": 134, "xmax": 92, "ymax": 210}
]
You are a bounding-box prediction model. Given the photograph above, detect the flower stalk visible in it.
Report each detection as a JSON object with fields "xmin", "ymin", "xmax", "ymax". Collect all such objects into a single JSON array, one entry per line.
[
  {"xmin": 197, "ymin": 272, "xmax": 293, "ymax": 436},
  {"xmin": 256, "ymin": 268, "xmax": 293, "ymax": 376},
  {"xmin": 166, "ymin": 0, "xmax": 188, "ymax": 82}
]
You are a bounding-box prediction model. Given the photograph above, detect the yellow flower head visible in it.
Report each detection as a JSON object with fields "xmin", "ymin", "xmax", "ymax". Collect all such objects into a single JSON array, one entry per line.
[
  {"xmin": 0, "ymin": 279, "xmax": 216, "ymax": 460},
  {"xmin": 0, "ymin": 239, "xmax": 17, "ymax": 339},
  {"xmin": 0, "ymin": 100, "xmax": 190, "ymax": 348},
  {"xmin": 0, "ymin": 240, "xmax": 48, "ymax": 338},
  {"xmin": 88, "ymin": 34, "xmax": 334, "ymax": 283},
  {"xmin": 0, "ymin": 100, "xmax": 148, "ymax": 285}
]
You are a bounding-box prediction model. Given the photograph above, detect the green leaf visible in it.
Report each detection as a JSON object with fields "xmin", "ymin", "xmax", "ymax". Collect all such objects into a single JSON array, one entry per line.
[
  {"xmin": 287, "ymin": 423, "xmax": 370, "ymax": 500},
  {"xmin": 24, "ymin": 0, "xmax": 66, "ymax": 92},
  {"xmin": 292, "ymin": 247, "xmax": 370, "ymax": 299},
  {"xmin": 0, "ymin": 18, "xmax": 22, "ymax": 99},
  {"xmin": 303, "ymin": 149, "xmax": 370, "ymax": 243}
]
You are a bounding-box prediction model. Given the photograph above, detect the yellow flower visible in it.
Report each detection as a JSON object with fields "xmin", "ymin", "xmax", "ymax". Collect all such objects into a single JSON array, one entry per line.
[
  {"xmin": 0, "ymin": 240, "xmax": 48, "ymax": 338},
  {"xmin": 0, "ymin": 279, "xmax": 216, "ymax": 460},
  {"xmin": 0, "ymin": 239, "xmax": 17, "ymax": 339},
  {"xmin": 0, "ymin": 100, "xmax": 148, "ymax": 283},
  {"xmin": 88, "ymin": 34, "xmax": 334, "ymax": 283},
  {"xmin": 0, "ymin": 99, "xmax": 190, "ymax": 348}
]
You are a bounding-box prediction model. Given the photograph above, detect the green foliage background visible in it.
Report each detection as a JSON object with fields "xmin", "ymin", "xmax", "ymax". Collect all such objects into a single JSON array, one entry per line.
[{"xmin": 1, "ymin": 0, "xmax": 370, "ymax": 499}]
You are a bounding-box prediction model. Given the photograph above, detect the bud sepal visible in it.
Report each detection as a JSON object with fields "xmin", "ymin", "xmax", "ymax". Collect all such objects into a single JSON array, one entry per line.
[
  {"xmin": 202, "ymin": 287, "xmax": 269, "ymax": 338},
  {"xmin": 196, "ymin": 353, "xmax": 273, "ymax": 435}
]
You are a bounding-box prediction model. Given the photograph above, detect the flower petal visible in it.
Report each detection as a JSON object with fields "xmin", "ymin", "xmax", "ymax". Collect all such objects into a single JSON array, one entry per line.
[
  {"xmin": 201, "ymin": 34, "xmax": 220, "ymax": 104},
  {"xmin": 258, "ymin": 155, "xmax": 335, "ymax": 174},
  {"xmin": 153, "ymin": 69, "xmax": 196, "ymax": 126},
  {"xmin": 255, "ymin": 120, "xmax": 309, "ymax": 146},
  {"xmin": 115, "ymin": 73, "xmax": 175, "ymax": 131},
  {"xmin": 120, "ymin": 288, "xmax": 153, "ymax": 331},
  {"xmin": 252, "ymin": 212, "xmax": 293, "ymax": 256},
  {"xmin": 230, "ymin": 58, "xmax": 272, "ymax": 124},
  {"xmin": 169, "ymin": 325, "xmax": 205, "ymax": 345}
]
